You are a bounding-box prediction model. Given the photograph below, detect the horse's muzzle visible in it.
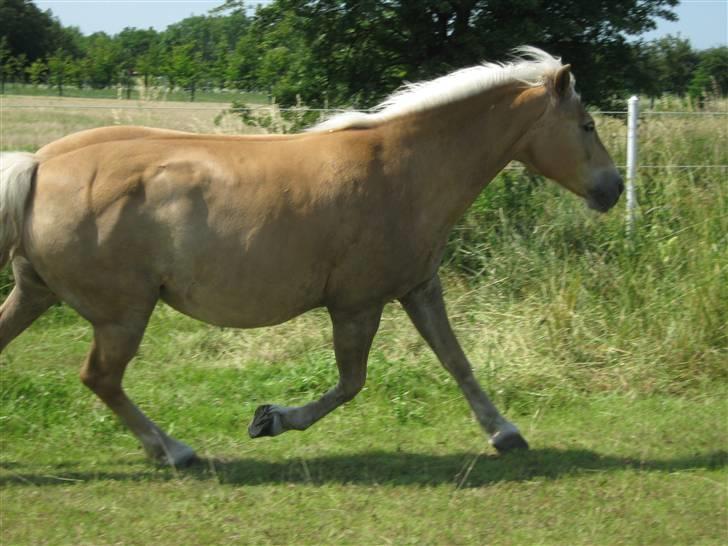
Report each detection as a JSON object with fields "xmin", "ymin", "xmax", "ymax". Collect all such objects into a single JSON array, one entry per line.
[{"xmin": 587, "ymin": 171, "xmax": 624, "ymax": 213}]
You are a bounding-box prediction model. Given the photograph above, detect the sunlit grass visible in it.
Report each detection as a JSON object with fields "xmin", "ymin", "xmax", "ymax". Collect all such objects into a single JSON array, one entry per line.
[{"xmin": 1, "ymin": 314, "xmax": 726, "ymax": 544}]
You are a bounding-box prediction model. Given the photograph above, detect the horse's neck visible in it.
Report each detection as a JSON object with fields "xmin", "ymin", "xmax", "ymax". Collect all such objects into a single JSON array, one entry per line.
[{"xmin": 383, "ymin": 84, "xmax": 549, "ymax": 231}]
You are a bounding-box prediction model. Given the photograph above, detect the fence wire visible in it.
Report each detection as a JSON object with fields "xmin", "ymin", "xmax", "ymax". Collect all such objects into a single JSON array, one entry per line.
[
  {"xmin": 1, "ymin": 102, "xmax": 727, "ymax": 116},
  {"xmin": 2, "ymin": 98, "xmax": 726, "ymax": 172}
]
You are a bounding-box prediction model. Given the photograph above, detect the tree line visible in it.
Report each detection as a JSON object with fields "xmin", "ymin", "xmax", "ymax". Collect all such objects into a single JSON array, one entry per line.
[{"xmin": 1, "ymin": 0, "xmax": 726, "ymax": 107}]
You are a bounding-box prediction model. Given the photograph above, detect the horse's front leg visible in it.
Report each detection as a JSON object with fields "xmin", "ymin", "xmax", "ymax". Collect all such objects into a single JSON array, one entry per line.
[
  {"xmin": 399, "ymin": 275, "xmax": 528, "ymax": 452},
  {"xmin": 248, "ymin": 304, "xmax": 383, "ymax": 438}
]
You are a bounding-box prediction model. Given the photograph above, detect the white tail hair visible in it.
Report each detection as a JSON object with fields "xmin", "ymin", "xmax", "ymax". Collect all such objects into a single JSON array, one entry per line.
[{"xmin": 0, "ymin": 152, "xmax": 38, "ymax": 268}]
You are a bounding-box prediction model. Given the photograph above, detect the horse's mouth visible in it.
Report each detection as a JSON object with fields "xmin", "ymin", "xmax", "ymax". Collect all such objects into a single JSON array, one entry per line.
[
  {"xmin": 586, "ymin": 194, "xmax": 613, "ymax": 213},
  {"xmin": 587, "ymin": 174, "xmax": 625, "ymax": 213}
]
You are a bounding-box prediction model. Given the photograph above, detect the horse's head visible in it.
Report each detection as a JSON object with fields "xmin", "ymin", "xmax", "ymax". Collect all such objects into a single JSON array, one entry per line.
[{"xmin": 515, "ymin": 65, "xmax": 623, "ymax": 212}]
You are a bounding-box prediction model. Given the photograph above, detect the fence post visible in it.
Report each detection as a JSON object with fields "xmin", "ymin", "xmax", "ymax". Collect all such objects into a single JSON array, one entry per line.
[{"xmin": 626, "ymin": 95, "xmax": 639, "ymax": 234}]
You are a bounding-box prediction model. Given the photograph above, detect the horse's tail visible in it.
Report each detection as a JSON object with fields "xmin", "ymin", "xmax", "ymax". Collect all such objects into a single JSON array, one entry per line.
[{"xmin": 0, "ymin": 152, "xmax": 38, "ymax": 269}]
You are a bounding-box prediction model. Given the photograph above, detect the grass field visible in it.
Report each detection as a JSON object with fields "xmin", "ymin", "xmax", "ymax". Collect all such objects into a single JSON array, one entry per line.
[
  {"xmin": 2, "ymin": 82, "xmax": 269, "ymax": 105},
  {"xmin": 0, "ymin": 95, "xmax": 272, "ymax": 152},
  {"xmin": 2, "ymin": 304, "xmax": 726, "ymax": 545},
  {"xmin": 1, "ymin": 95, "xmax": 726, "ymax": 544}
]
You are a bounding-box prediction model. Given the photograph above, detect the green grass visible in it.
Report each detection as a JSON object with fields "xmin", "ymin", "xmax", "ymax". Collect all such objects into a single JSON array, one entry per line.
[
  {"xmin": 1, "ymin": 303, "xmax": 726, "ymax": 545},
  {"xmin": 2, "ymin": 408, "xmax": 726, "ymax": 545}
]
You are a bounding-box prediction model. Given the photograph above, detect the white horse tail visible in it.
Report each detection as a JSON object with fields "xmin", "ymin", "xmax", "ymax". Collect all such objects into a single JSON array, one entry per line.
[{"xmin": 0, "ymin": 152, "xmax": 38, "ymax": 269}]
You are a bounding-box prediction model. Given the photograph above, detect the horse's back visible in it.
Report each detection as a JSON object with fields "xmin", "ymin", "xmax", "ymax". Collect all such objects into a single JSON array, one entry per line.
[
  {"xmin": 35, "ymin": 126, "xmax": 196, "ymax": 160},
  {"xmin": 36, "ymin": 125, "xmax": 311, "ymax": 161}
]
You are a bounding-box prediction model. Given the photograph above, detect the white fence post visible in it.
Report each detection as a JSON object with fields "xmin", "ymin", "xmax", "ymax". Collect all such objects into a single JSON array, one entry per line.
[{"xmin": 626, "ymin": 95, "xmax": 639, "ymax": 234}]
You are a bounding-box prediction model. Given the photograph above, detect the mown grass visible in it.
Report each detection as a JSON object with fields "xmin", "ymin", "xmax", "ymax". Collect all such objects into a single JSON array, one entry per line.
[
  {"xmin": 1, "ymin": 305, "xmax": 726, "ymax": 545},
  {"xmin": 1, "ymin": 97, "xmax": 726, "ymax": 544}
]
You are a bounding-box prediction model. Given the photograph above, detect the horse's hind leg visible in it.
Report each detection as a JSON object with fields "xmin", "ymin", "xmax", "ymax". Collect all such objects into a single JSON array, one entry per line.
[
  {"xmin": 248, "ymin": 305, "xmax": 383, "ymax": 438},
  {"xmin": 400, "ymin": 275, "xmax": 528, "ymax": 453},
  {"xmin": 80, "ymin": 312, "xmax": 196, "ymax": 466},
  {"xmin": 0, "ymin": 258, "xmax": 58, "ymax": 353}
]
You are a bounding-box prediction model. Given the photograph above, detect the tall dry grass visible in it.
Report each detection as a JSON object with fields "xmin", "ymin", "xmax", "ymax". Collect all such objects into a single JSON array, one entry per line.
[{"xmin": 0, "ymin": 95, "xmax": 265, "ymax": 151}]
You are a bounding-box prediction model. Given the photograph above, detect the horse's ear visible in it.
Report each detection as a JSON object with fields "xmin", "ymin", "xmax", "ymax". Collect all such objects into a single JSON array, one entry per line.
[{"xmin": 553, "ymin": 64, "xmax": 572, "ymax": 100}]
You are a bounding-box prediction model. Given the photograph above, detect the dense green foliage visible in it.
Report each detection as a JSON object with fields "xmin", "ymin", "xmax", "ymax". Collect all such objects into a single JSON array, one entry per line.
[
  {"xmin": 639, "ymin": 35, "xmax": 728, "ymax": 102},
  {"xmin": 2, "ymin": 0, "xmax": 727, "ymax": 106},
  {"xmin": 0, "ymin": 0, "xmax": 81, "ymax": 61},
  {"xmin": 220, "ymin": 0, "xmax": 683, "ymax": 108}
]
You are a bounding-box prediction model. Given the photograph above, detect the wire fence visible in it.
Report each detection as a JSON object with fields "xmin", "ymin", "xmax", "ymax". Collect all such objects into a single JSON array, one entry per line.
[
  {"xmin": 2, "ymin": 93, "xmax": 725, "ymax": 237},
  {"xmin": 2, "ymin": 101, "xmax": 728, "ymax": 116},
  {"xmin": 2, "ymin": 96, "xmax": 726, "ymax": 175}
]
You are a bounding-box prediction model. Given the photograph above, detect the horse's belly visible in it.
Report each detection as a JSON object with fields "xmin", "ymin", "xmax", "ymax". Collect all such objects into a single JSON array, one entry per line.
[
  {"xmin": 158, "ymin": 267, "xmax": 327, "ymax": 329},
  {"xmin": 161, "ymin": 295, "xmax": 318, "ymax": 328}
]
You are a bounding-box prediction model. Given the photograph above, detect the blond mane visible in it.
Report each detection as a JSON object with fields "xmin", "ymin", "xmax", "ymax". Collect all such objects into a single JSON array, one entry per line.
[{"xmin": 311, "ymin": 47, "xmax": 568, "ymax": 132}]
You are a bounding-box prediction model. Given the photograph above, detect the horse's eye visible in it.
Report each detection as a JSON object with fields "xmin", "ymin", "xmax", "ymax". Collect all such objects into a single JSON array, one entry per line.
[{"xmin": 583, "ymin": 122, "xmax": 595, "ymax": 133}]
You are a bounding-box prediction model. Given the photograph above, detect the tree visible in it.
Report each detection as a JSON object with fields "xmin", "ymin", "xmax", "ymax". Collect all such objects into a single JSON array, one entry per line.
[
  {"xmin": 82, "ymin": 32, "xmax": 121, "ymax": 88},
  {"xmin": 135, "ymin": 41, "xmax": 164, "ymax": 91},
  {"xmin": 166, "ymin": 43, "xmax": 205, "ymax": 100},
  {"xmin": 51, "ymin": 24, "xmax": 84, "ymax": 59},
  {"xmin": 209, "ymin": 40, "xmax": 231, "ymax": 89},
  {"xmin": 696, "ymin": 47, "xmax": 728, "ymax": 96},
  {"xmin": 642, "ymin": 34, "xmax": 700, "ymax": 97},
  {"xmin": 26, "ymin": 57, "xmax": 46, "ymax": 86},
  {"xmin": 65, "ymin": 56, "xmax": 85, "ymax": 89},
  {"xmin": 0, "ymin": 0, "xmax": 75, "ymax": 61},
  {"xmin": 47, "ymin": 49, "xmax": 71, "ymax": 95},
  {"xmin": 0, "ymin": 36, "xmax": 9, "ymax": 93},
  {"xmin": 226, "ymin": 30, "xmax": 263, "ymax": 90},
  {"xmin": 687, "ymin": 66, "xmax": 710, "ymax": 107},
  {"xmin": 2, "ymin": 0, "xmax": 694, "ymax": 105},
  {"xmin": 254, "ymin": 9, "xmax": 318, "ymax": 104},
  {"xmin": 115, "ymin": 28, "xmax": 160, "ymax": 98},
  {"xmin": 216, "ymin": 0, "xmax": 679, "ymax": 108}
]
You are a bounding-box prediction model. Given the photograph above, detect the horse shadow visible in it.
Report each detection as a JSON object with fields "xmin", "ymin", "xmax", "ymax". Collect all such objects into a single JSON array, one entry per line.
[{"xmin": 1, "ymin": 448, "xmax": 725, "ymax": 487}]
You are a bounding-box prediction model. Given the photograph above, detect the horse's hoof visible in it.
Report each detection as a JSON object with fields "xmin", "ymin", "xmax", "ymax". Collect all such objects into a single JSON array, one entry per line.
[
  {"xmin": 169, "ymin": 448, "xmax": 200, "ymax": 468},
  {"xmin": 491, "ymin": 431, "xmax": 529, "ymax": 453},
  {"xmin": 150, "ymin": 441, "xmax": 198, "ymax": 467},
  {"xmin": 248, "ymin": 404, "xmax": 282, "ymax": 438}
]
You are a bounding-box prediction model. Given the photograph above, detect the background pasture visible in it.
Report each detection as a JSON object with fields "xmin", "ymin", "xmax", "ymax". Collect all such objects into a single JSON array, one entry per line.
[{"xmin": 0, "ymin": 96, "xmax": 726, "ymax": 544}]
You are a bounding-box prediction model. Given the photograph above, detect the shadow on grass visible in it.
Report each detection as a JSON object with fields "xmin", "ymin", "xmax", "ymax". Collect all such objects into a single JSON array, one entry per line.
[{"xmin": 1, "ymin": 448, "xmax": 726, "ymax": 487}]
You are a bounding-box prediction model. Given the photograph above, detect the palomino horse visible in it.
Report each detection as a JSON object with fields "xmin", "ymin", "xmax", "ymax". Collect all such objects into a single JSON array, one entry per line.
[{"xmin": 0, "ymin": 48, "xmax": 622, "ymax": 465}]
